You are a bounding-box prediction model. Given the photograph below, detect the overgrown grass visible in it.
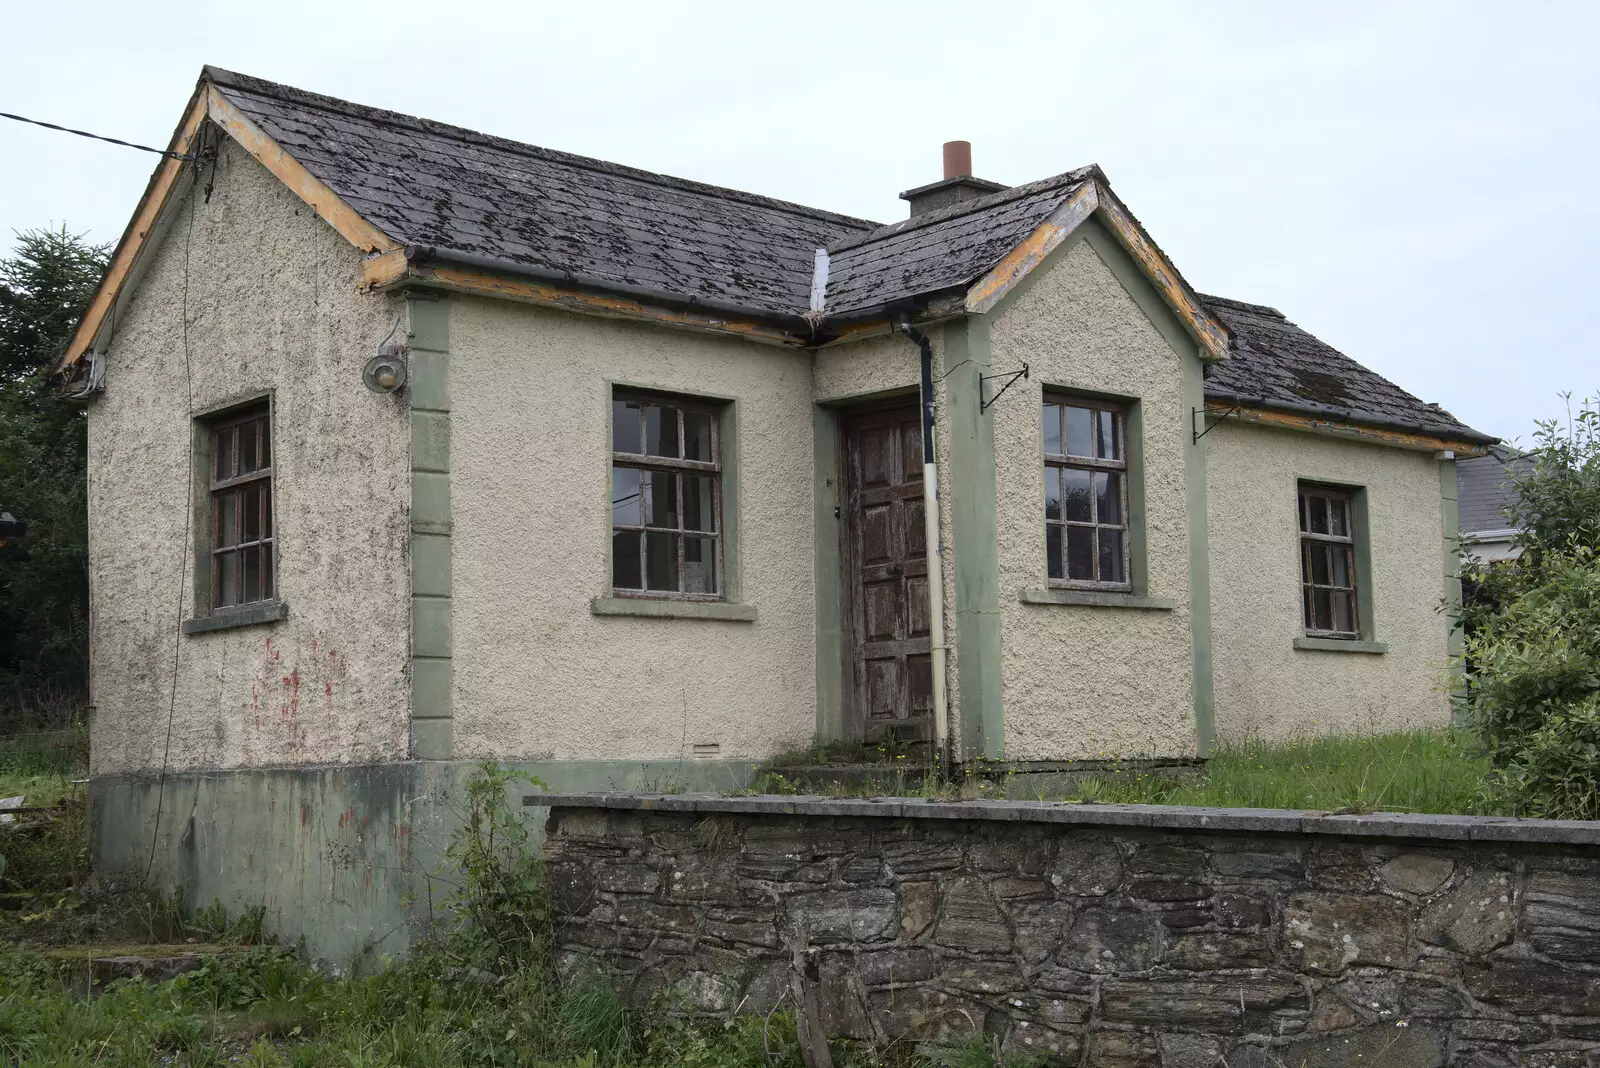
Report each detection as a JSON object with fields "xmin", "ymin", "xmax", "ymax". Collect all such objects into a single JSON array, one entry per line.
[{"xmin": 1069, "ymin": 729, "xmax": 1503, "ymax": 814}]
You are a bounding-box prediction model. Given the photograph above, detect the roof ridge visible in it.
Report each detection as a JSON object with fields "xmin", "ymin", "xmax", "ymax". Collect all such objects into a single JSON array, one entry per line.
[
  {"xmin": 202, "ymin": 66, "xmax": 883, "ymax": 233},
  {"xmin": 1198, "ymin": 293, "xmax": 1286, "ymax": 319},
  {"xmin": 826, "ymin": 165, "xmax": 1101, "ymax": 254}
]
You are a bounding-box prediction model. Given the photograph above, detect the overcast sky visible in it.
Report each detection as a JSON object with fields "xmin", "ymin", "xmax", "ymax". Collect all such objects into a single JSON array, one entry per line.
[{"xmin": 3, "ymin": 1, "xmax": 1594, "ymax": 443}]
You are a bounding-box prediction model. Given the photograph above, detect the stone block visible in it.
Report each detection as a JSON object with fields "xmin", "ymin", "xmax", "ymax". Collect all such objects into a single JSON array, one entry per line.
[
  {"xmin": 969, "ymin": 833, "xmax": 1049, "ymax": 874},
  {"xmin": 1100, "ymin": 979, "xmax": 1305, "ymax": 1032},
  {"xmin": 593, "ymin": 860, "xmax": 660, "ymax": 895},
  {"xmin": 1527, "ymin": 871, "xmax": 1600, "ymax": 932},
  {"xmin": 1282, "ymin": 891, "xmax": 1413, "ymax": 975},
  {"xmin": 1465, "ymin": 957, "xmax": 1599, "ymax": 1016},
  {"xmin": 1417, "ymin": 869, "xmax": 1514, "ymax": 955},
  {"xmin": 1128, "ymin": 844, "xmax": 1209, "ymax": 878},
  {"xmin": 1003, "ymin": 1019, "xmax": 1082, "ymax": 1063},
  {"xmin": 1531, "ymin": 930, "xmax": 1600, "ymax": 965},
  {"xmin": 1158, "ymin": 1032, "xmax": 1224, "ymax": 1068},
  {"xmin": 1211, "ymin": 849, "xmax": 1304, "ymax": 881},
  {"xmin": 1058, "ymin": 908, "xmax": 1162, "ymax": 973},
  {"xmin": 546, "ymin": 860, "xmax": 597, "ymax": 915},
  {"xmin": 788, "ymin": 887, "xmax": 897, "ymax": 944},
  {"xmin": 934, "ymin": 877, "xmax": 1011, "ymax": 954},
  {"xmin": 1227, "ymin": 1024, "xmax": 1445, "ymax": 1068},
  {"xmin": 613, "ymin": 898, "xmax": 698, "ymax": 935},
  {"xmin": 1332, "ymin": 971, "xmax": 1472, "ymax": 1020},
  {"xmin": 1379, "ymin": 854, "xmax": 1456, "ymax": 895},
  {"xmin": 857, "ymin": 947, "xmax": 937, "ymax": 987},
  {"xmin": 1216, "ymin": 893, "xmax": 1271, "ymax": 929},
  {"xmin": 1050, "ymin": 837, "xmax": 1124, "ymax": 896},
  {"xmin": 938, "ymin": 956, "xmax": 1023, "ymax": 995},
  {"xmin": 1306, "ymin": 845, "xmax": 1377, "ymax": 892},
  {"xmin": 839, "ymin": 855, "xmax": 885, "ymax": 883},
  {"xmin": 1011, "ymin": 898, "xmax": 1071, "ymax": 963},
  {"xmin": 866, "ymin": 986, "xmax": 985, "ymax": 1040},
  {"xmin": 1165, "ymin": 932, "xmax": 1274, "ymax": 970},
  {"xmin": 1131, "ymin": 880, "xmax": 1211, "ymax": 903},
  {"xmin": 991, "ymin": 876, "xmax": 1051, "ymax": 901},
  {"xmin": 817, "ymin": 953, "xmax": 873, "ymax": 1040},
  {"xmin": 702, "ymin": 906, "xmax": 779, "ymax": 947},
  {"xmin": 900, "ymin": 881, "xmax": 938, "ymax": 939},
  {"xmin": 1085, "ymin": 1027, "xmax": 1161, "ymax": 1067},
  {"xmin": 1157, "ymin": 907, "xmax": 1213, "ymax": 929}
]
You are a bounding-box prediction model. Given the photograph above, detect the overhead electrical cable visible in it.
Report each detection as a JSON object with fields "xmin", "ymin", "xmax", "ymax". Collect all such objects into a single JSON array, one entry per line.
[{"xmin": 1, "ymin": 110, "xmax": 192, "ymax": 160}]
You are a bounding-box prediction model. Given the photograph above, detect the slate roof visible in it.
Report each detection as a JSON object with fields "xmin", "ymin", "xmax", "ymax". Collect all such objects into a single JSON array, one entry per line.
[
  {"xmin": 207, "ymin": 68, "xmax": 876, "ymax": 320},
  {"xmin": 201, "ymin": 68, "xmax": 1491, "ymax": 445},
  {"xmin": 1458, "ymin": 451, "xmax": 1534, "ymax": 534},
  {"xmin": 1200, "ymin": 296, "xmax": 1492, "ymax": 443}
]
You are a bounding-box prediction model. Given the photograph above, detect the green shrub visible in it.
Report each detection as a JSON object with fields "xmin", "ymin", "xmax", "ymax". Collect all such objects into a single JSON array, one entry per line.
[{"xmin": 1462, "ymin": 546, "xmax": 1600, "ymax": 818}]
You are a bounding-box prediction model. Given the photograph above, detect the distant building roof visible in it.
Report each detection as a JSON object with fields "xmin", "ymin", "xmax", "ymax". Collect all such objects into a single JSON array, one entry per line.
[{"xmin": 1458, "ymin": 450, "xmax": 1535, "ymax": 536}]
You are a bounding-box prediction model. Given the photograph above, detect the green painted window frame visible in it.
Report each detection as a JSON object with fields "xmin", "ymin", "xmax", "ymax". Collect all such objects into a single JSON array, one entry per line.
[
  {"xmin": 1032, "ymin": 386, "xmax": 1151, "ymax": 600},
  {"xmin": 185, "ymin": 391, "xmax": 286, "ymax": 634},
  {"xmin": 598, "ymin": 382, "xmax": 745, "ymax": 615},
  {"xmin": 1294, "ymin": 480, "xmax": 1380, "ymax": 649}
]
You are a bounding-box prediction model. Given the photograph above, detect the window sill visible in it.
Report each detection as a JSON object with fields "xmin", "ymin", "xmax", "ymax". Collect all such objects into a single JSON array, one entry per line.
[
  {"xmin": 591, "ymin": 597, "xmax": 757, "ymax": 622},
  {"xmin": 1019, "ymin": 588, "xmax": 1176, "ymax": 610},
  {"xmin": 183, "ymin": 600, "xmax": 288, "ymax": 635},
  {"xmin": 1293, "ymin": 636, "xmax": 1388, "ymax": 654}
]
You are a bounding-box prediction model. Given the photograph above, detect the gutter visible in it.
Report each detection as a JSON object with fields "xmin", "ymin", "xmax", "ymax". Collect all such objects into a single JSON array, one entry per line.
[
  {"xmin": 403, "ymin": 244, "xmax": 816, "ymax": 337},
  {"xmin": 1202, "ymin": 386, "xmax": 1498, "ymax": 446},
  {"xmin": 897, "ymin": 315, "xmax": 952, "ymax": 779}
]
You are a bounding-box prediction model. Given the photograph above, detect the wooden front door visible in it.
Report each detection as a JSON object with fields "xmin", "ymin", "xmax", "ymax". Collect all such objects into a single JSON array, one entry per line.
[{"xmin": 842, "ymin": 403, "xmax": 934, "ymax": 742}]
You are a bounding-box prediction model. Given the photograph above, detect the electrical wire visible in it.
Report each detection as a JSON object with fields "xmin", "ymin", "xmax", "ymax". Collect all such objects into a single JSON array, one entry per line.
[
  {"xmin": 0, "ymin": 110, "xmax": 192, "ymax": 160},
  {"xmin": 144, "ymin": 145, "xmax": 201, "ymax": 882}
]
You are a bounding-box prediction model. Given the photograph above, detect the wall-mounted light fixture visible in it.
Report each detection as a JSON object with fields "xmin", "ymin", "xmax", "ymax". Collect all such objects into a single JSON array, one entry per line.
[{"xmin": 363, "ymin": 316, "xmax": 409, "ymax": 394}]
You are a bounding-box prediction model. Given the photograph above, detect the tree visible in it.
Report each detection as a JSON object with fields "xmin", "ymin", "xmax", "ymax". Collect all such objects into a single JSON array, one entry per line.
[
  {"xmin": 1457, "ymin": 395, "xmax": 1600, "ymax": 818},
  {"xmin": 0, "ymin": 228, "xmax": 109, "ymax": 717}
]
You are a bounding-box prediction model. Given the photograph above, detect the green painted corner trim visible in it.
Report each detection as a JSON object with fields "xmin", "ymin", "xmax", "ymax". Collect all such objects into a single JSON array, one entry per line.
[
  {"xmin": 1181, "ymin": 339, "xmax": 1217, "ymax": 758},
  {"xmin": 812, "ymin": 405, "xmax": 846, "ymax": 742},
  {"xmin": 590, "ymin": 597, "xmax": 757, "ymax": 622},
  {"xmin": 1439, "ymin": 457, "xmax": 1465, "ymax": 699},
  {"xmin": 183, "ymin": 600, "xmax": 288, "ymax": 635},
  {"xmin": 1350, "ymin": 487, "xmax": 1378, "ymax": 642},
  {"xmin": 943, "ymin": 317, "xmax": 1004, "ymax": 762},
  {"xmin": 407, "ymin": 295, "xmax": 452, "ymax": 760},
  {"xmin": 411, "ymin": 718, "xmax": 453, "ymax": 761},
  {"xmin": 1019, "ymin": 589, "xmax": 1176, "ymax": 610},
  {"xmin": 1293, "ymin": 637, "xmax": 1389, "ymax": 654},
  {"xmin": 720, "ymin": 400, "xmax": 743, "ymax": 602}
]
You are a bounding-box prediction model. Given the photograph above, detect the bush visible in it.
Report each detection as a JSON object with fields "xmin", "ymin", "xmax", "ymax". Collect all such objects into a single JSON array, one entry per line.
[{"xmin": 1457, "ymin": 395, "xmax": 1600, "ymax": 819}]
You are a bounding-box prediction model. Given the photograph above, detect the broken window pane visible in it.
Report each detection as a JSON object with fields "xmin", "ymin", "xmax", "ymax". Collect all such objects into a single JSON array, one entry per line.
[
  {"xmin": 1309, "ymin": 496, "xmax": 1329, "ymax": 535},
  {"xmin": 645, "ymin": 405, "xmax": 678, "ymax": 457},
  {"xmin": 1094, "ymin": 472, "xmax": 1121, "ymax": 524},
  {"xmin": 1096, "ymin": 410, "xmax": 1119, "ymax": 460},
  {"xmin": 1046, "ymin": 524, "xmax": 1063, "ymax": 580},
  {"xmin": 216, "ymin": 493, "xmax": 238, "ymax": 548},
  {"xmin": 1064, "ymin": 406, "xmax": 1093, "ymax": 457},
  {"xmin": 1063, "ymin": 468, "xmax": 1092, "ymax": 523},
  {"xmin": 1098, "ymin": 528, "xmax": 1124, "ymax": 583},
  {"xmin": 611, "ymin": 467, "xmax": 641, "ymax": 526},
  {"xmin": 1313, "ymin": 588, "xmax": 1333, "ymax": 631},
  {"xmin": 612, "ymin": 531, "xmax": 642, "ymax": 589},
  {"xmin": 241, "ymin": 484, "xmax": 261, "ymax": 543},
  {"xmin": 242, "ymin": 546, "xmax": 261, "ymax": 603},
  {"xmin": 685, "ymin": 475, "xmax": 715, "ymax": 532},
  {"xmin": 684, "ymin": 410, "xmax": 713, "ymax": 462},
  {"xmin": 1041, "ymin": 403, "xmax": 1061, "ymax": 454},
  {"xmin": 684, "ymin": 536, "xmax": 717, "ymax": 593},
  {"xmin": 1043, "ymin": 469, "xmax": 1061, "ymax": 521},
  {"xmin": 1333, "ymin": 589, "xmax": 1354, "ymax": 633},
  {"xmin": 217, "ymin": 552, "xmax": 239, "ymax": 608},
  {"xmin": 645, "ymin": 531, "xmax": 678, "ymax": 590},
  {"xmin": 214, "ymin": 428, "xmax": 234, "ymax": 480},
  {"xmin": 1066, "ymin": 526, "xmax": 1094, "ymax": 581},
  {"xmin": 612, "ymin": 399, "xmax": 642, "ymax": 454},
  {"xmin": 646, "ymin": 471, "xmax": 677, "ymax": 528}
]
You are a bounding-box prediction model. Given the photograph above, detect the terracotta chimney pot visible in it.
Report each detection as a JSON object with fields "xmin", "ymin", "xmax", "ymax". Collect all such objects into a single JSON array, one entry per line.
[{"xmin": 942, "ymin": 141, "xmax": 972, "ymax": 180}]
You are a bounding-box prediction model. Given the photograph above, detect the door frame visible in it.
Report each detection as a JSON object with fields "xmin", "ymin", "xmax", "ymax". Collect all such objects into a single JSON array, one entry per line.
[{"xmin": 836, "ymin": 393, "xmax": 931, "ymax": 743}]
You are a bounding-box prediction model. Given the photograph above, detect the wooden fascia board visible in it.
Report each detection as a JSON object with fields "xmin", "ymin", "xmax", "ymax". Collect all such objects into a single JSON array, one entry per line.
[
  {"xmin": 58, "ymin": 79, "xmax": 401, "ymax": 372},
  {"xmin": 964, "ymin": 183, "xmax": 1098, "ymax": 315},
  {"xmin": 204, "ymin": 85, "xmax": 398, "ymax": 257},
  {"xmin": 383, "ymin": 261, "xmax": 809, "ymax": 348},
  {"xmin": 1092, "ymin": 182, "xmax": 1231, "ymax": 363},
  {"xmin": 56, "ymin": 86, "xmax": 210, "ymax": 372},
  {"xmin": 1215, "ymin": 403, "xmax": 1491, "ymax": 456}
]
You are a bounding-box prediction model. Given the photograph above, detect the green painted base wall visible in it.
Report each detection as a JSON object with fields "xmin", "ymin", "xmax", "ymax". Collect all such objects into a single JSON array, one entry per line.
[{"xmin": 90, "ymin": 759, "xmax": 759, "ymax": 969}]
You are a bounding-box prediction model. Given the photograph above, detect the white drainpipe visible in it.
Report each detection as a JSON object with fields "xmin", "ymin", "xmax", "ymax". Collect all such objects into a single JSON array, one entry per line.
[{"xmin": 899, "ymin": 315, "xmax": 951, "ymax": 777}]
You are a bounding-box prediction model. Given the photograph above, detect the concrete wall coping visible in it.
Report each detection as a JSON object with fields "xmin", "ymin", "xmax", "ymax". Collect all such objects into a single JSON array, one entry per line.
[{"xmin": 529, "ymin": 791, "xmax": 1600, "ymax": 847}]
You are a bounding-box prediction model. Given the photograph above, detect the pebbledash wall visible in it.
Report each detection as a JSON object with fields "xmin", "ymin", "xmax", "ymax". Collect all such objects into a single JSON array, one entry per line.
[{"xmin": 544, "ymin": 794, "xmax": 1600, "ymax": 1068}]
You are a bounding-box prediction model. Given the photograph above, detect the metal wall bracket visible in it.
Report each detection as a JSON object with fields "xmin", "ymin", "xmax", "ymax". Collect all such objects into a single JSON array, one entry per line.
[
  {"xmin": 1192, "ymin": 403, "xmax": 1240, "ymax": 444},
  {"xmin": 980, "ymin": 363, "xmax": 1030, "ymax": 412}
]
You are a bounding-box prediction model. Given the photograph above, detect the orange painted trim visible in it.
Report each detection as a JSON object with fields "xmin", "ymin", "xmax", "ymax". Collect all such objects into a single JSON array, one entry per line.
[
  {"xmin": 390, "ymin": 262, "xmax": 808, "ymax": 347},
  {"xmin": 205, "ymin": 85, "xmax": 397, "ymax": 256},
  {"xmin": 965, "ymin": 183, "xmax": 1098, "ymax": 315},
  {"xmin": 1217, "ymin": 404, "xmax": 1490, "ymax": 456},
  {"xmin": 57, "ymin": 87, "xmax": 211, "ymax": 371},
  {"xmin": 1093, "ymin": 184, "xmax": 1231, "ymax": 363}
]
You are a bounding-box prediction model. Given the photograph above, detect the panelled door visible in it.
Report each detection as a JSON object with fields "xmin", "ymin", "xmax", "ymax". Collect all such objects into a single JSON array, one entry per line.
[{"xmin": 842, "ymin": 403, "xmax": 934, "ymax": 742}]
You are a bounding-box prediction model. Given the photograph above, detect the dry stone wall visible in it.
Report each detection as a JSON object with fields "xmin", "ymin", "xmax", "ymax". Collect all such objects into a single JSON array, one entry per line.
[{"xmin": 541, "ymin": 796, "xmax": 1600, "ymax": 1067}]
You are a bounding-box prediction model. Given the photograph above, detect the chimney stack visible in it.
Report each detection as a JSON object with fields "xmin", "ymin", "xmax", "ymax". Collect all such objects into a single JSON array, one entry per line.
[
  {"xmin": 943, "ymin": 140, "xmax": 972, "ymax": 180},
  {"xmin": 901, "ymin": 141, "xmax": 1008, "ymax": 218}
]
